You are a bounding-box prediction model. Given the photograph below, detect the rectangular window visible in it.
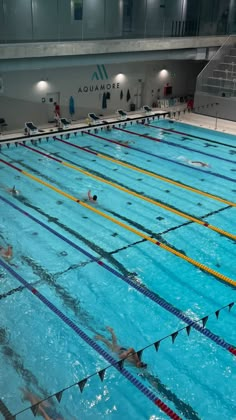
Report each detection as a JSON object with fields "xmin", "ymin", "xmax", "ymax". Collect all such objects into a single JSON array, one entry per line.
[
  {"xmin": 123, "ymin": 0, "xmax": 133, "ymax": 32},
  {"xmin": 72, "ymin": 0, "xmax": 83, "ymax": 21}
]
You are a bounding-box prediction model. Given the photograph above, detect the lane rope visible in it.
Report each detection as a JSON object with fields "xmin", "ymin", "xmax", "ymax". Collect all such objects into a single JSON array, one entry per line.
[
  {"xmin": 144, "ymin": 123, "xmax": 236, "ymax": 164},
  {"xmin": 1, "ymin": 158, "xmax": 236, "ymax": 287},
  {"xmin": 1, "ymin": 194, "xmax": 235, "ymax": 356},
  {"xmin": 115, "ymin": 127, "xmax": 236, "ymax": 183},
  {"xmin": 150, "ymin": 123, "xmax": 236, "ymax": 149},
  {"xmin": 0, "ymin": 257, "xmax": 181, "ymax": 420},
  {"xmin": 21, "ymin": 142, "xmax": 236, "ymax": 241},
  {"xmin": 83, "ymin": 131, "xmax": 236, "ymax": 207}
]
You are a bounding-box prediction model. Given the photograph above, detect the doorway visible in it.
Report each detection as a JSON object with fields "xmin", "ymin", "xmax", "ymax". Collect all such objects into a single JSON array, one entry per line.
[{"xmin": 134, "ymin": 80, "xmax": 143, "ymax": 109}]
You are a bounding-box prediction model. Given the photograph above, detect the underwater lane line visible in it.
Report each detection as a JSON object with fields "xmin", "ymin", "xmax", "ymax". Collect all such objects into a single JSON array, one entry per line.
[
  {"xmin": 115, "ymin": 127, "xmax": 236, "ymax": 183},
  {"xmin": 20, "ymin": 143, "xmax": 236, "ymax": 242},
  {"xmin": 0, "ymin": 259, "xmax": 181, "ymax": 420},
  {"xmin": 1, "ymin": 194, "xmax": 235, "ymax": 357},
  {"xmin": 1, "ymin": 158, "xmax": 236, "ymax": 288},
  {"xmin": 82, "ymin": 132, "xmax": 236, "ymax": 207},
  {"xmin": 143, "ymin": 123, "xmax": 236, "ymax": 164},
  {"xmin": 0, "ymin": 399, "xmax": 15, "ymax": 419},
  {"xmin": 148, "ymin": 123, "xmax": 236, "ymax": 149}
]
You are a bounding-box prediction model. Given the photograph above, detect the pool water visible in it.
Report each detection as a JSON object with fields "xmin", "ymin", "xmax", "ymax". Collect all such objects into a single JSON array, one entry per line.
[{"xmin": 0, "ymin": 118, "xmax": 235, "ymax": 420}]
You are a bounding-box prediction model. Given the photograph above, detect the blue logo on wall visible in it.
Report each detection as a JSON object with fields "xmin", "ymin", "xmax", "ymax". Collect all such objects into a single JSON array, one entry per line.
[{"xmin": 91, "ymin": 65, "xmax": 108, "ymax": 81}]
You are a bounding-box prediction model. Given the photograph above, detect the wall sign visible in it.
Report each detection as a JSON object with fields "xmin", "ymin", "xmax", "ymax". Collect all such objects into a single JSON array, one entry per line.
[
  {"xmin": 78, "ymin": 65, "xmax": 121, "ymax": 94},
  {"xmin": 78, "ymin": 83, "xmax": 120, "ymax": 94}
]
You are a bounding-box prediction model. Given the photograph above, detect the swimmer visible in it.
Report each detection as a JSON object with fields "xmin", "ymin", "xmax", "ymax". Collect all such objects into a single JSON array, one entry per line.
[
  {"xmin": 7, "ymin": 185, "xmax": 20, "ymax": 195},
  {"xmin": 189, "ymin": 160, "xmax": 210, "ymax": 167},
  {"xmin": 0, "ymin": 245, "xmax": 13, "ymax": 260},
  {"xmin": 21, "ymin": 388, "xmax": 64, "ymax": 420},
  {"xmin": 95, "ymin": 326, "xmax": 147, "ymax": 368},
  {"xmin": 88, "ymin": 190, "xmax": 97, "ymax": 202},
  {"xmin": 121, "ymin": 140, "xmax": 135, "ymax": 145},
  {"xmin": 177, "ymin": 156, "xmax": 210, "ymax": 168}
]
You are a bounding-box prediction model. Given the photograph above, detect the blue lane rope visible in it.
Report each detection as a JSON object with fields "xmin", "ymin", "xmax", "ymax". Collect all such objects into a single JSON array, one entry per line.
[
  {"xmin": 145, "ymin": 124, "xmax": 236, "ymax": 165},
  {"xmin": 149, "ymin": 123, "xmax": 236, "ymax": 149},
  {"xmin": 0, "ymin": 257, "xmax": 181, "ymax": 420},
  {"xmin": 0, "ymin": 195, "xmax": 234, "ymax": 356}
]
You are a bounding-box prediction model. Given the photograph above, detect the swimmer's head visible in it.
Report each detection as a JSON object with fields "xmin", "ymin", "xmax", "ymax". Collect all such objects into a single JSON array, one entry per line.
[
  {"xmin": 93, "ymin": 195, "xmax": 97, "ymax": 201},
  {"xmin": 137, "ymin": 361, "xmax": 147, "ymax": 368}
]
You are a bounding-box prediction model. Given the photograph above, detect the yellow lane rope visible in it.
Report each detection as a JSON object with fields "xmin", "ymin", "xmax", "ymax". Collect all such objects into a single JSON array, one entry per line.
[
  {"xmin": 93, "ymin": 150, "xmax": 236, "ymax": 208},
  {"xmin": 59, "ymin": 159, "xmax": 236, "ymax": 241},
  {"xmin": 4, "ymin": 159, "xmax": 235, "ymax": 287}
]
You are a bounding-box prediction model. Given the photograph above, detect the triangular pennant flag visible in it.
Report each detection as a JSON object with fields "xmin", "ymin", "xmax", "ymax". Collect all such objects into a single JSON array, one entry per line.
[
  {"xmin": 78, "ymin": 378, "xmax": 87, "ymax": 393},
  {"xmin": 117, "ymin": 359, "xmax": 124, "ymax": 370},
  {"xmin": 186, "ymin": 325, "xmax": 191, "ymax": 336},
  {"xmin": 137, "ymin": 350, "xmax": 143, "ymax": 360},
  {"xmin": 215, "ymin": 309, "xmax": 220, "ymax": 319},
  {"xmin": 98, "ymin": 369, "xmax": 106, "ymax": 382},
  {"xmin": 228, "ymin": 302, "xmax": 235, "ymax": 311},
  {"xmin": 171, "ymin": 331, "xmax": 178, "ymax": 343},
  {"xmin": 154, "ymin": 341, "xmax": 160, "ymax": 352},
  {"xmin": 201, "ymin": 316, "xmax": 208, "ymax": 328},
  {"xmin": 31, "ymin": 404, "xmax": 39, "ymax": 417},
  {"xmin": 55, "ymin": 390, "xmax": 63, "ymax": 403}
]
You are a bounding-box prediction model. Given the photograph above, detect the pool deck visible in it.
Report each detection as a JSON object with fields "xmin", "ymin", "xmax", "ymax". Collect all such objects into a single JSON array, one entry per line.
[
  {"xmin": 0, "ymin": 109, "xmax": 169, "ymax": 144},
  {"xmin": 180, "ymin": 112, "xmax": 236, "ymax": 135},
  {"xmin": 1, "ymin": 106, "xmax": 236, "ymax": 144}
]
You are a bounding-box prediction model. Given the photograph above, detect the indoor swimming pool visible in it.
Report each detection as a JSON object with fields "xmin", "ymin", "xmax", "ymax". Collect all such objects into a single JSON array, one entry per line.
[{"xmin": 0, "ymin": 118, "xmax": 235, "ymax": 420}]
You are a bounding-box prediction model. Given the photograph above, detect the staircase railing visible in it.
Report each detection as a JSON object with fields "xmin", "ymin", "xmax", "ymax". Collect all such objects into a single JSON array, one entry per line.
[{"xmin": 196, "ymin": 35, "xmax": 236, "ymax": 97}]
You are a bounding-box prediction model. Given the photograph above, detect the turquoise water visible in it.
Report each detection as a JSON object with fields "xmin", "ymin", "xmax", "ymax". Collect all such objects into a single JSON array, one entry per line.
[{"xmin": 0, "ymin": 119, "xmax": 235, "ymax": 420}]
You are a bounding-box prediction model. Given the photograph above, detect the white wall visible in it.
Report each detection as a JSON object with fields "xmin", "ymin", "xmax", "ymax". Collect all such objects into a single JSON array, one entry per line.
[
  {"xmin": 194, "ymin": 91, "xmax": 236, "ymax": 121},
  {"xmin": 143, "ymin": 60, "xmax": 204, "ymax": 104},
  {"xmin": 0, "ymin": 60, "xmax": 204, "ymax": 130}
]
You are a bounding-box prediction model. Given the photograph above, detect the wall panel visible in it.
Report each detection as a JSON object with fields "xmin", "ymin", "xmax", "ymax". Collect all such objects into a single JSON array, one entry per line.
[
  {"xmin": 3, "ymin": 0, "xmax": 33, "ymax": 41},
  {"xmin": 32, "ymin": 0, "xmax": 58, "ymax": 40}
]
